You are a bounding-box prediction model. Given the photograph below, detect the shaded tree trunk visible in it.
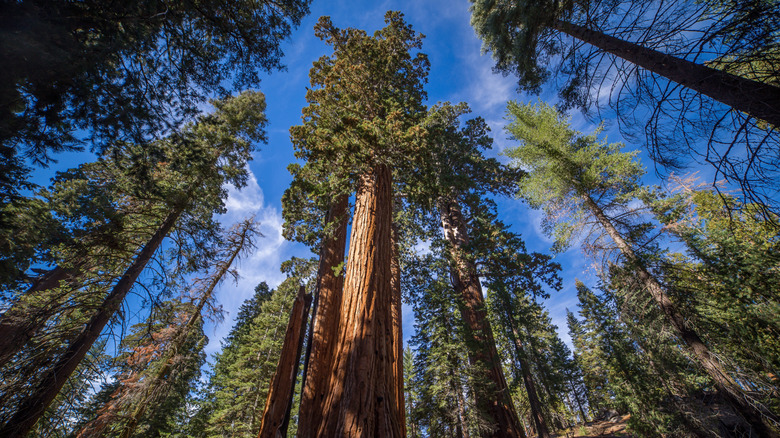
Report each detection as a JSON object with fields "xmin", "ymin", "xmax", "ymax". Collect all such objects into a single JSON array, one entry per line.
[
  {"xmin": 0, "ymin": 266, "xmax": 73, "ymax": 368},
  {"xmin": 552, "ymin": 19, "xmax": 780, "ymax": 128},
  {"xmin": 438, "ymin": 195, "xmax": 525, "ymax": 438},
  {"xmin": 297, "ymin": 195, "xmax": 349, "ymax": 437},
  {"xmin": 0, "ymin": 210, "xmax": 180, "ymax": 438},
  {"xmin": 391, "ymin": 221, "xmax": 406, "ymax": 437},
  {"xmin": 583, "ymin": 194, "xmax": 779, "ymax": 438},
  {"xmin": 508, "ymin": 329, "xmax": 549, "ymax": 438},
  {"xmin": 315, "ymin": 164, "xmax": 402, "ymax": 436},
  {"xmin": 258, "ymin": 286, "xmax": 312, "ymax": 438},
  {"xmin": 566, "ymin": 376, "xmax": 588, "ymax": 423}
]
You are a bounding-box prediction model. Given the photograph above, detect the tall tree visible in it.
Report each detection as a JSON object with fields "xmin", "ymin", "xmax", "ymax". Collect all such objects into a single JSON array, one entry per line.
[
  {"xmin": 76, "ymin": 219, "xmax": 259, "ymax": 438},
  {"xmin": 0, "ymin": 0, "xmax": 310, "ymax": 203},
  {"xmin": 470, "ymin": 0, "xmax": 780, "ymax": 218},
  {"xmin": 504, "ymin": 101, "xmax": 779, "ymax": 437},
  {"xmin": 0, "ymin": 91, "xmax": 267, "ymax": 437},
  {"xmin": 200, "ymin": 258, "xmax": 316, "ymax": 438},
  {"xmin": 407, "ymin": 103, "xmax": 527, "ymax": 437},
  {"xmin": 289, "ymin": 12, "xmax": 429, "ymax": 436}
]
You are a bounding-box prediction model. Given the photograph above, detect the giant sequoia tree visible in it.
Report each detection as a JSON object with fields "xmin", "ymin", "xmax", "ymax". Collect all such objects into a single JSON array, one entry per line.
[
  {"xmin": 287, "ymin": 12, "xmax": 428, "ymax": 436},
  {"xmin": 505, "ymin": 101, "xmax": 780, "ymax": 437},
  {"xmin": 470, "ymin": 0, "xmax": 780, "ymax": 217}
]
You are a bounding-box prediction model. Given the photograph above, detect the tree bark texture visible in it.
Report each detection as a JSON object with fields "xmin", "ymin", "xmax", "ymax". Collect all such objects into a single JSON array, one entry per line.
[
  {"xmin": 391, "ymin": 221, "xmax": 406, "ymax": 437},
  {"xmin": 0, "ymin": 210, "xmax": 180, "ymax": 438},
  {"xmin": 583, "ymin": 195, "xmax": 780, "ymax": 438},
  {"xmin": 553, "ymin": 19, "xmax": 780, "ymax": 128},
  {"xmin": 314, "ymin": 164, "xmax": 403, "ymax": 437},
  {"xmin": 258, "ymin": 286, "xmax": 312, "ymax": 438},
  {"xmin": 438, "ymin": 195, "xmax": 525, "ymax": 438},
  {"xmin": 297, "ymin": 195, "xmax": 349, "ymax": 437}
]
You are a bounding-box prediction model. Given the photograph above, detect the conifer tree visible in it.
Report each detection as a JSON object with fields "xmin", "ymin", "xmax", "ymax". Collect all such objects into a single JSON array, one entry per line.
[
  {"xmin": 289, "ymin": 12, "xmax": 428, "ymax": 435},
  {"xmin": 470, "ymin": 0, "xmax": 780, "ymax": 215},
  {"xmin": 504, "ymin": 101, "xmax": 779, "ymax": 436},
  {"xmin": 200, "ymin": 258, "xmax": 316, "ymax": 438},
  {"xmin": 0, "ymin": 91, "xmax": 267, "ymax": 437}
]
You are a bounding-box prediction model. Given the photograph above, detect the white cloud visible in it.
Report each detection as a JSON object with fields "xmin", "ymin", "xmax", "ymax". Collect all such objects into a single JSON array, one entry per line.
[{"xmin": 203, "ymin": 170, "xmax": 299, "ymax": 357}]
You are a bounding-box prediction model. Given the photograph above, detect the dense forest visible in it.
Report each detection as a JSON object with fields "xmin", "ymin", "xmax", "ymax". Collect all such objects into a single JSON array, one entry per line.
[{"xmin": 1, "ymin": 0, "xmax": 778, "ymax": 437}]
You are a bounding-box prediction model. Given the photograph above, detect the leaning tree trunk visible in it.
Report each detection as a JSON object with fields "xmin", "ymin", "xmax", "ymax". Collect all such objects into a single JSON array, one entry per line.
[
  {"xmin": 0, "ymin": 210, "xmax": 180, "ymax": 438},
  {"xmin": 438, "ymin": 195, "xmax": 525, "ymax": 438},
  {"xmin": 115, "ymin": 221, "xmax": 254, "ymax": 438},
  {"xmin": 552, "ymin": 19, "xmax": 780, "ymax": 128},
  {"xmin": 315, "ymin": 164, "xmax": 403, "ymax": 437},
  {"xmin": 297, "ymin": 195, "xmax": 349, "ymax": 437},
  {"xmin": 583, "ymin": 195, "xmax": 780, "ymax": 438},
  {"xmin": 507, "ymin": 321, "xmax": 549, "ymax": 438},
  {"xmin": 258, "ymin": 286, "xmax": 312, "ymax": 438}
]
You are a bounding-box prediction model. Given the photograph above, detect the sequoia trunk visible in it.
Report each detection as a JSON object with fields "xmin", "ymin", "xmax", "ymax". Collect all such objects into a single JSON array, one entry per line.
[
  {"xmin": 0, "ymin": 210, "xmax": 180, "ymax": 438},
  {"xmin": 553, "ymin": 19, "xmax": 780, "ymax": 128},
  {"xmin": 438, "ymin": 195, "xmax": 525, "ymax": 437},
  {"xmin": 297, "ymin": 195, "xmax": 349, "ymax": 436},
  {"xmin": 584, "ymin": 195, "xmax": 779, "ymax": 438},
  {"xmin": 315, "ymin": 164, "xmax": 402, "ymax": 436},
  {"xmin": 258, "ymin": 286, "xmax": 312, "ymax": 438},
  {"xmin": 391, "ymin": 222, "xmax": 406, "ymax": 436}
]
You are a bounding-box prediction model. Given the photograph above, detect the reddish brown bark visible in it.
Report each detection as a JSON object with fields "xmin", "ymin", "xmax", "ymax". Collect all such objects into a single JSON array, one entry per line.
[
  {"xmin": 438, "ymin": 195, "xmax": 525, "ymax": 438},
  {"xmin": 391, "ymin": 222, "xmax": 406, "ymax": 437},
  {"xmin": 0, "ymin": 210, "xmax": 180, "ymax": 438},
  {"xmin": 315, "ymin": 164, "xmax": 403, "ymax": 436},
  {"xmin": 584, "ymin": 195, "xmax": 779, "ymax": 438},
  {"xmin": 258, "ymin": 286, "xmax": 312, "ymax": 438},
  {"xmin": 552, "ymin": 19, "xmax": 780, "ymax": 128},
  {"xmin": 297, "ymin": 195, "xmax": 349, "ymax": 437}
]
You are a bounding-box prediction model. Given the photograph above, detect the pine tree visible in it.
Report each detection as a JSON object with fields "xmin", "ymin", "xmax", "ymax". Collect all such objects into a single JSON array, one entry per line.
[
  {"xmin": 0, "ymin": 91, "xmax": 267, "ymax": 437},
  {"xmin": 505, "ymin": 101, "xmax": 779, "ymax": 436}
]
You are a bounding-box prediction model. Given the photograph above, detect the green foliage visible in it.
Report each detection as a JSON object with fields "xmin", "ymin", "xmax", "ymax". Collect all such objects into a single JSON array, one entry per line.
[
  {"xmin": 195, "ymin": 259, "xmax": 315, "ymax": 438},
  {"xmin": 0, "ymin": 0, "xmax": 308, "ymax": 165},
  {"xmin": 504, "ymin": 100, "xmax": 645, "ymax": 252}
]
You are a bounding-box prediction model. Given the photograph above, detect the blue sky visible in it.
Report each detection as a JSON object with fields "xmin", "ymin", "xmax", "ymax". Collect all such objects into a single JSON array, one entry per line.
[
  {"xmin": 28, "ymin": 0, "xmax": 665, "ymax": 359},
  {"xmin": 210, "ymin": 0, "xmax": 603, "ymax": 357}
]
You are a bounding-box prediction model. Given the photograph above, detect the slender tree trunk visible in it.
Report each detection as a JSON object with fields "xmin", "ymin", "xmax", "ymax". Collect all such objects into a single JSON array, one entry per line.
[
  {"xmin": 0, "ymin": 210, "xmax": 180, "ymax": 438},
  {"xmin": 116, "ymin": 223, "xmax": 252, "ymax": 438},
  {"xmin": 391, "ymin": 221, "xmax": 406, "ymax": 437},
  {"xmin": 583, "ymin": 195, "xmax": 779, "ymax": 438},
  {"xmin": 258, "ymin": 286, "xmax": 312, "ymax": 438},
  {"xmin": 316, "ymin": 164, "xmax": 402, "ymax": 436},
  {"xmin": 297, "ymin": 195, "xmax": 349, "ymax": 437},
  {"xmin": 566, "ymin": 376, "xmax": 588, "ymax": 423},
  {"xmin": 438, "ymin": 195, "xmax": 525, "ymax": 438},
  {"xmin": 508, "ymin": 328, "xmax": 549, "ymax": 438},
  {"xmin": 552, "ymin": 19, "xmax": 780, "ymax": 128}
]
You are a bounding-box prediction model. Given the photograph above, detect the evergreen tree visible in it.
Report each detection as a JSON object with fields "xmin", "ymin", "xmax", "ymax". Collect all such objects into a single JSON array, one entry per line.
[
  {"xmin": 0, "ymin": 91, "xmax": 267, "ymax": 437},
  {"xmin": 289, "ymin": 12, "xmax": 429, "ymax": 435},
  {"xmin": 504, "ymin": 101, "xmax": 779, "ymax": 436},
  {"xmin": 470, "ymin": 0, "xmax": 780, "ymax": 216},
  {"xmin": 200, "ymin": 258, "xmax": 316, "ymax": 438}
]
